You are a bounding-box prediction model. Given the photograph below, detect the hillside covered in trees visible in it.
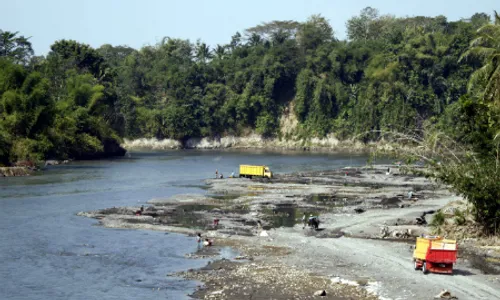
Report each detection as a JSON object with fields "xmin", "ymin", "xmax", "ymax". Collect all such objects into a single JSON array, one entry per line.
[
  {"xmin": 0, "ymin": 8, "xmax": 497, "ymax": 165},
  {"xmin": 2, "ymin": 7, "xmax": 500, "ymax": 233}
]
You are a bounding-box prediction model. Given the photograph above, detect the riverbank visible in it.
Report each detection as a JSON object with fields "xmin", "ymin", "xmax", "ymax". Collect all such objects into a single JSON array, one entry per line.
[
  {"xmin": 0, "ymin": 160, "xmax": 70, "ymax": 177},
  {"xmin": 0, "ymin": 167, "xmax": 32, "ymax": 177},
  {"xmin": 78, "ymin": 165, "xmax": 500, "ymax": 299}
]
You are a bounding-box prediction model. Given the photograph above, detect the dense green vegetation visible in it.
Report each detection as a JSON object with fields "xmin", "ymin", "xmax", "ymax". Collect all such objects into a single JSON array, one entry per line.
[
  {"xmin": 0, "ymin": 31, "xmax": 125, "ymax": 164},
  {"xmin": 390, "ymin": 11, "xmax": 500, "ymax": 235},
  {"xmin": 0, "ymin": 9, "xmax": 489, "ymax": 160},
  {"xmin": 432, "ymin": 12, "xmax": 500, "ymax": 235},
  {"xmin": 1, "ymin": 7, "xmax": 499, "ymax": 233}
]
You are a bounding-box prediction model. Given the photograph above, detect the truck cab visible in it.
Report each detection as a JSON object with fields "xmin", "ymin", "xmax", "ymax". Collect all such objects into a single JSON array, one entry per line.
[{"xmin": 264, "ymin": 166, "xmax": 272, "ymax": 179}]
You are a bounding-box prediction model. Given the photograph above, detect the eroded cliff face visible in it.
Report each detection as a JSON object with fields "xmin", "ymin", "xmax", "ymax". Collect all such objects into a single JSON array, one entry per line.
[
  {"xmin": 120, "ymin": 101, "xmax": 388, "ymax": 152},
  {"xmin": 121, "ymin": 134, "xmax": 391, "ymax": 152}
]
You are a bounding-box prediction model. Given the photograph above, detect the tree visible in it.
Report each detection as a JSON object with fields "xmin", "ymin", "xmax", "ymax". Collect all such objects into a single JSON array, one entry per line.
[
  {"xmin": 247, "ymin": 33, "xmax": 262, "ymax": 46},
  {"xmin": 294, "ymin": 68, "xmax": 315, "ymax": 121},
  {"xmin": 346, "ymin": 7, "xmax": 380, "ymax": 42},
  {"xmin": 195, "ymin": 41, "xmax": 212, "ymax": 63},
  {"xmin": 47, "ymin": 40, "xmax": 106, "ymax": 82},
  {"xmin": 229, "ymin": 32, "xmax": 242, "ymax": 50},
  {"xmin": 0, "ymin": 30, "xmax": 34, "ymax": 64},
  {"xmin": 469, "ymin": 13, "xmax": 491, "ymax": 29},
  {"xmin": 97, "ymin": 44, "xmax": 135, "ymax": 68},
  {"xmin": 461, "ymin": 11, "xmax": 500, "ymax": 102},
  {"xmin": 297, "ymin": 15, "xmax": 335, "ymax": 52},
  {"xmin": 245, "ymin": 20, "xmax": 300, "ymax": 39},
  {"xmin": 213, "ymin": 44, "xmax": 227, "ymax": 59},
  {"xmin": 271, "ymin": 29, "xmax": 291, "ymax": 45}
]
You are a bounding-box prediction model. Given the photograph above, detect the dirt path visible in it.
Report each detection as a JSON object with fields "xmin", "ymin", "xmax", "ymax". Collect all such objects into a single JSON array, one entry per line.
[{"xmin": 245, "ymin": 194, "xmax": 500, "ymax": 300}]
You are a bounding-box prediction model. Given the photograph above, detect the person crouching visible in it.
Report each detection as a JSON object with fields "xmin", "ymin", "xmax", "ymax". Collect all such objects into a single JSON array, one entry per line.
[{"xmin": 308, "ymin": 215, "xmax": 320, "ymax": 230}]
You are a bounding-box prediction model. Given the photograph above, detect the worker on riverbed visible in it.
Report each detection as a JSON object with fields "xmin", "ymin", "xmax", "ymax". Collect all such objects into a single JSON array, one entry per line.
[
  {"xmin": 203, "ymin": 238, "xmax": 213, "ymax": 246},
  {"xmin": 308, "ymin": 215, "xmax": 320, "ymax": 230},
  {"xmin": 135, "ymin": 205, "xmax": 144, "ymax": 216},
  {"xmin": 257, "ymin": 220, "xmax": 262, "ymax": 230},
  {"xmin": 196, "ymin": 233, "xmax": 202, "ymax": 243},
  {"xmin": 302, "ymin": 212, "xmax": 307, "ymax": 229},
  {"xmin": 215, "ymin": 169, "xmax": 218, "ymax": 178}
]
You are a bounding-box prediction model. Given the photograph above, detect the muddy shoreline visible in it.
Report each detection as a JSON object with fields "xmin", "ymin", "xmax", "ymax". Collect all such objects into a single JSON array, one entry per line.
[{"xmin": 78, "ymin": 165, "xmax": 500, "ymax": 299}]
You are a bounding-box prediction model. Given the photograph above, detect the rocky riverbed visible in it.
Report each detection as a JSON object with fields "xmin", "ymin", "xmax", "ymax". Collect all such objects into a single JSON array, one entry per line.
[{"xmin": 78, "ymin": 165, "xmax": 500, "ymax": 299}]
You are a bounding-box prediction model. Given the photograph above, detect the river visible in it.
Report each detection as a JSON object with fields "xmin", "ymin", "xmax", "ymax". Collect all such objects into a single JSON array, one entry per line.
[{"xmin": 0, "ymin": 150, "xmax": 373, "ymax": 300}]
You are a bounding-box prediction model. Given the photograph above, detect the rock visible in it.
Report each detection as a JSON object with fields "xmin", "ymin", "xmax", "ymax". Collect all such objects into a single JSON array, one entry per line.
[
  {"xmin": 45, "ymin": 160, "xmax": 60, "ymax": 166},
  {"xmin": 331, "ymin": 277, "xmax": 341, "ymax": 284},
  {"xmin": 234, "ymin": 256, "xmax": 249, "ymax": 260},
  {"xmin": 392, "ymin": 230, "xmax": 403, "ymax": 238},
  {"xmin": 259, "ymin": 230, "xmax": 269, "ymax": 237},
  {"xmin": 313, "ymin": 290, "xmax": 327, "ymax": 296},
  {"xmin": 434, "ymin": 289, "xmax": 458, "ymax": 299}
]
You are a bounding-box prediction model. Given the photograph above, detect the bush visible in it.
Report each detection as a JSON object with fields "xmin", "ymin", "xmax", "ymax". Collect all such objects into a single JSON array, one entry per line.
[
  {"xmin": 437, "ymin": 158, "xmax": 500, "ymax": 235},
  {"xmin": 430, "ymin": 210, "xmax": 446, "ymax": 229},
  {"xmin": 454, "ymin": 208, "xmax": 467, "ymax": 226}
]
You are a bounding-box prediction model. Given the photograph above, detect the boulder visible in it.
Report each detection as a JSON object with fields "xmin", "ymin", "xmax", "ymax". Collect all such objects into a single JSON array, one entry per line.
[
  {"xmin": 45, "ymin": 160, "xmax": 60, "ymax": 166},
  {"xmin": 434, "ymin": 289, "xmax": 458, "ymax": 299},
  {"xmin": 313, "ymin": 290, "xmax": 327, "ymax": 296}
]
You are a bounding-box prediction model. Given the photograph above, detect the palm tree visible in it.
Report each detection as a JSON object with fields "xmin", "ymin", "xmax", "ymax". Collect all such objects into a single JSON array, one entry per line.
[
  {"xmin": 271, "ymin": 29, "xmax": 290, "ymax": 45},
  {"xmin": 247, "ymin": 33, "xmax": 262, "ymax": 46},
  {"xmin": 461, "ymin": 11, "xmax": 500, "ymax": 102},
  {"xmin": 195, "ymin": 42, "xmax": 212, "ymax": 63},
  {"xmin": 213, "ymin": 44, "xmax": 226, "ymax": 60},
  {"xmin": 0, "ymin": 30, "xmax": 33, "ymax": 64},
  {"xmin": 0, "ymin": 30, "xmax": 16, "ymax": 56}
]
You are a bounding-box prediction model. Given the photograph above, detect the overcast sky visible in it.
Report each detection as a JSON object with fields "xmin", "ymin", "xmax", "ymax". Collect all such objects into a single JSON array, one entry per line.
[{"xmin": 1, "ymin": 0, "xmax": 498, "ymax": 55}]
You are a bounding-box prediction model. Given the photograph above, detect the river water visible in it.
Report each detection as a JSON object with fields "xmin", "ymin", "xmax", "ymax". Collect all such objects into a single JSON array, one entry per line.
[{"xmin": 0, "ymin": 150, "xmax": 372, "ymax": 300}]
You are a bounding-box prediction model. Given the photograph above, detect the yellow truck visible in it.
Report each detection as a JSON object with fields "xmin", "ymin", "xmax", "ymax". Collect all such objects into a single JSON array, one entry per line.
[{"xmin": 239, "ymin": 165, "xmax": 273, "ymax": 179}]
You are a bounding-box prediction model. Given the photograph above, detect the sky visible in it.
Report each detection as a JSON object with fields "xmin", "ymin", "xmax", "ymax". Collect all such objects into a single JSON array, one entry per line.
[{"xmin": 1, "ymin": 0, "xmax": 498, "ymax": 55}]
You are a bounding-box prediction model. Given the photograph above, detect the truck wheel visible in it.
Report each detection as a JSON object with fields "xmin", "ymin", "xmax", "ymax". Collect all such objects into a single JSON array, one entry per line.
[
  {"xmin": 414, "ymin": 260, "xmax": 419, "ymax": 270},
  {"xmin": 422, "ymin": 262, "xmax": 428, "ymax": 274}
]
